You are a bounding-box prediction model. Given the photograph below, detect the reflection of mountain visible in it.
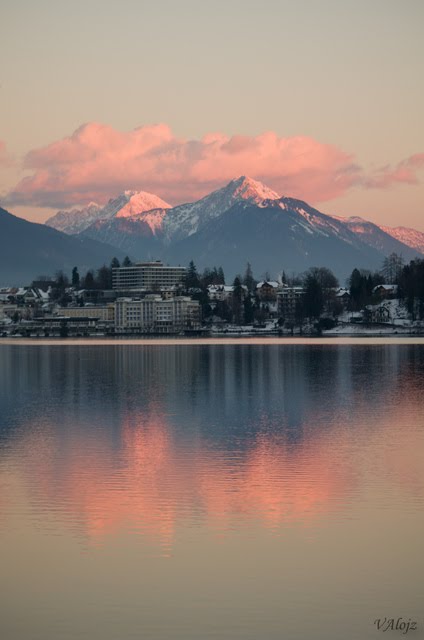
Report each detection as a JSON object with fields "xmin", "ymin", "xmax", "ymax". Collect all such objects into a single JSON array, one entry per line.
[{"xmin": 0, "ymin": 344, "xmax": 423, "ymax": 548}]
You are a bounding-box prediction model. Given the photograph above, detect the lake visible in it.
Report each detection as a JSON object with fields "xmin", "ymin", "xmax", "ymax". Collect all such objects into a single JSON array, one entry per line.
[{"xmin": 0, "ymin": 340, "xmax": 423, "ymax": 639}]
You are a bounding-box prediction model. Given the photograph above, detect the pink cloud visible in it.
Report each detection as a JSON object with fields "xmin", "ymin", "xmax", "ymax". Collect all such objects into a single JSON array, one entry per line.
[
  {"xmin": 364, "ymin": 153, "xmax": 424, "ymax": 189},
  {"xmin": 4, "ymin": 123, "xmax": 424, "ymax": 209}
]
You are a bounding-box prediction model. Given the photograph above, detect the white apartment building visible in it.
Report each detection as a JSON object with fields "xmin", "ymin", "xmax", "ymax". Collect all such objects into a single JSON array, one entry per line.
[
  {"xmin": 115, "ymin": 296, "xmax": 201, "ymax": 333},
  {"xmin": 112, "ymin": 261, "xmax": 186, "ymax": 292}
]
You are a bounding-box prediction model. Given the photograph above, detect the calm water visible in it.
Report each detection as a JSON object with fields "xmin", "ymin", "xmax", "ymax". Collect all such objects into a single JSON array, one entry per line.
[{"xmin": 0, "ymin": 341, "xmax": 423, "ymax": 640}]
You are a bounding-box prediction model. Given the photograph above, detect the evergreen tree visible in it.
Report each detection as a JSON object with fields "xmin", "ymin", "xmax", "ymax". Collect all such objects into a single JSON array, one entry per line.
[
  {"xmin": 302, "ymin": 274, "xmax": 324, "ymax": 319},
  {"xmin": 51, "ymin": 271, "xmax": 69, "ymax": 302},
  {"xmin": 55, "ymin": 270, "xmax": 69, "ymax": 289},
  {"xmin": 398, "ymin": 258, "xmax": 424, "ymax": 319},
  {"xmin": 214, "ymin": 300, "xmax": 231, "ymax": 322},
  {"xmin": 243, "ymin": 295, "xmax": 254, "ymax": 324},
  {"xmin": 71, "ymin": 266, "xmax": 80, "ymax": 289},
  {"xmin": 208, "ymin": 266, "xmax": 224, "ymax": 285},
  {"xmin": 201, "ymin": 268, "xmax": 212, "ymax": 287},
  {"xmin": 110, "ymin": 257, "xmax": 120, "ymax": 269},
  {"xmin": 97, "ymin": 265, "xmax": 112, "ymax": 289},
  {"xmin": 185, "ymin": 260, "xmax": 201, "ymax": 289},
  {"xmin": 243, "ymin": 262, "xmax": 256, "ymax": 292},
  {"xmin": 232, "ymin": 276, "xmax": 244, "ymax": 324},
  {"xmin": 349, "ymin": 268, "xmax": 367, "ymax": 310},
  {"xmin": 217, "ymin": 267, "xmax": 225, "ymax": 285},
  {"xmin": 122, "ymin": 256, "xmax": 132, "ymax": 267},
  {"xmin": 82, "ymin": 270, "xmax": 95, "ymax": 289}
]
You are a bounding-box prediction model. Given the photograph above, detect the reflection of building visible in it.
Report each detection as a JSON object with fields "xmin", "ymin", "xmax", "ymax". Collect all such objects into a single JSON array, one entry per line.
[
  {"xmin": 277, "ymin": 287, "xmax": 304, "ymax": 319},
  {"xmin": 115, "ymin": 296, "xmax": 201, "ymax": 333},
  {"xmin": 112, "ymin": 261, "xmax": 186, "ymax": 292}
]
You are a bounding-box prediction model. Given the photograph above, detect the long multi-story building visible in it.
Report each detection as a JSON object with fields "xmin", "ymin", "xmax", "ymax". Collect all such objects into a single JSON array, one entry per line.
[
  {"xmin": 60, "ymin": 305, "xmax": 115, "ymax": 322},
  {"xmin": 112, "ymin": 261, "xmax": 186, "ymax": 292},
  {"xmin": 115, "ymin": 296, "xmax": 201, "ymax": 333},
  {"xmin": 277, "ymin": 286, "xmax": 304, "ymax": 320}
]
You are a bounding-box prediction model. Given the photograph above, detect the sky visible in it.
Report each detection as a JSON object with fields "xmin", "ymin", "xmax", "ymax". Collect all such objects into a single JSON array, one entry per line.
[{"xmin": 1, "ymin": 0, "xmax": 423, "ymax": 229}]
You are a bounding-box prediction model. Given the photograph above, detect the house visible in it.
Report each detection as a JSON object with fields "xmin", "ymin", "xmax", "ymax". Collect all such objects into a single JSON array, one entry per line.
[
  {"xmin": 372, "ymin": 284, "xmax": 398, "ymax": 300},
  {"xmin": 15, "ymin": 287, "xmax": 50, "ymax": 307},
  {"xmin": 207, "ymin": 284, "xmax": 247, "ymax": 302},
  {"xmin": 335, "ymin": 288, "xmax": 350, "ymax": 307},
  {"xmin": 256, "ymin": 281, "xmax": 280, "ymax": 302},
  {"xmin": 364, "ymin": 304, "xmax": 391, "ymax": 323}
]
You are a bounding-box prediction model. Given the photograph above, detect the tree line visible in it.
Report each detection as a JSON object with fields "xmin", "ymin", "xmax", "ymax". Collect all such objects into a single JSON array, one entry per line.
[{"xmin": 36, "ymin": 251, "xmax": 424, "ymax": 323}]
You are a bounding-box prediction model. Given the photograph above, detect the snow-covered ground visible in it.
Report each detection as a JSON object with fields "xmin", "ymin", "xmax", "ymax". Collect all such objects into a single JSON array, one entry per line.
[{"xmin": 323, "ymin": 324, "xmax": 418, "ymax": 336}]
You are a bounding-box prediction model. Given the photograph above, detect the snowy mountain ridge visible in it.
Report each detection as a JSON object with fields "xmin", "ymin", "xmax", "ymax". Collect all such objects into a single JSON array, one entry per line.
[
  {"xmin": 161, "ymin": 176, "xmax": 280, "ymax": 243},
  {"xmin": 46, "ymin": 202, "xmax": 102, "ymax": 234},
  {"xmin": 328, "ymin": 214, "xmax": 424, "ymax": 257},
  {"xmin": 46, "ymin": 176, "xmax": 424, "ymax": 275},
  {"xmin": 379, "ymin": 225, "xmax": 424, "ymax": 255},
  {"xmin": 46, "ymin": 190, "xmax": 170, "ymax": 235}
]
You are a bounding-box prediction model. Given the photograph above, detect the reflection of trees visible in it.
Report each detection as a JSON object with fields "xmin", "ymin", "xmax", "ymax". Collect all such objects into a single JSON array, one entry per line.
[{"xmin": 1, "ymin": 343, "xmax": 423, "ymax": 443}]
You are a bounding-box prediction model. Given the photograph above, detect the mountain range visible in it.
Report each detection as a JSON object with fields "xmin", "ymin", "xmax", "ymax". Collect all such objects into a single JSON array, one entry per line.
[
  {"xmin": 1, "ymin": 177, "xmax": 423, "ymax": 286},
  {"xmin": 0, "ymin": 206, "xmax": 126, "ymax": 286},
  {"xmin": 45, "ymin": 176, "xmax": 424, "ymax": 279}
]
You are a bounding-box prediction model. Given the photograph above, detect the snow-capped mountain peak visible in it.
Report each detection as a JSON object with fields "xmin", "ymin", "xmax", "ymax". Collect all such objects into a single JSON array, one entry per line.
[
  {"xmin": 230, "ymin": 176, "xmax": 280, "ymax": 203},
  {"xmin": 115, "ymin": 191, "xmax": 171, "ymax": 219},
  {"xmin": 162, "ymin": 176, "xmax": 280, "ymax": 243},
  {"xmin": 46, "ymin": 190, "xmax": 171, "ymax": 235}
]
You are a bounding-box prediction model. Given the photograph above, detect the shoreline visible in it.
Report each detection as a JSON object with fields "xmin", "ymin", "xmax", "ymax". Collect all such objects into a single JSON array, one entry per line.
[{"xmin": 1, "ymin": 335, "xmax": 424, "ymax": 346}]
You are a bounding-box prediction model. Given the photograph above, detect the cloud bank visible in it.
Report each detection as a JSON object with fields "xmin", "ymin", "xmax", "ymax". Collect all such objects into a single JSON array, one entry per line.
[
  {"xmin": 363, "ymin": 154, "xmax": 424, "ymax": 189},
  {"xmin": 4, "ymin": 123, "xmax": 424, "ymax": 209}
]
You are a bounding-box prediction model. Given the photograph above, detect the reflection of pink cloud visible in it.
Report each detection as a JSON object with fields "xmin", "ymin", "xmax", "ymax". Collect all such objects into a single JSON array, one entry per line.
[
  {"xmin": 2, "ymin": 410, "xmax": 358, "ymax": 549},
  {"xmin": 7, "ymin": 121, "xmax": 418, "ymax": 210},
  {"xmin": 1, "ymin": 384, "xmax": 422, "ymax": 551}
]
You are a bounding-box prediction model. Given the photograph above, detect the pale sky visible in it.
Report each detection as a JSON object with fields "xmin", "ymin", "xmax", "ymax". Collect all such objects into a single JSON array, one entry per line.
[{"xmin": 1, "ymin": 0, "xmax": 423, "ymax": 229}]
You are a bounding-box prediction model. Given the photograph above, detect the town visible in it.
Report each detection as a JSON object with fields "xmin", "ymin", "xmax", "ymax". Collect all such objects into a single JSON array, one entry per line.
[{"xmin": 1, "ymin": 254, "xmax": 424, "ymax": 337}]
